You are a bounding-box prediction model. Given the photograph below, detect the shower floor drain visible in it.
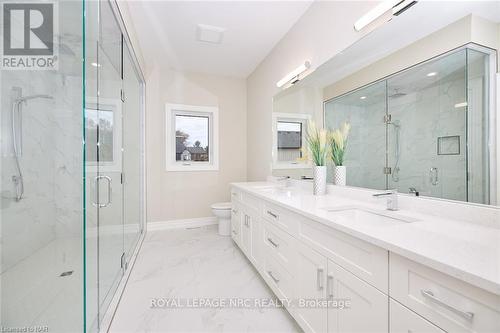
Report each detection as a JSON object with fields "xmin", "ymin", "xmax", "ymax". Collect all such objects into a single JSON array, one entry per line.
[{"xmin": 59, "ymin": 270, "xmax": 74, "ymax": 277}]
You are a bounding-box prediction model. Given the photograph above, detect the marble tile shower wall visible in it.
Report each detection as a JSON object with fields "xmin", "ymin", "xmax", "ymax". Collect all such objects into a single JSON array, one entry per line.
[
  {"xmin": 388, "ymin": 75, "xmax": 467, "ymax": 200},
  {"xmin": 325, "ymin": 100, "xmax": 387, "ymax": 190},
  {"xmin": 0, "ymin": 70, "xmax": 83, "ymax": 273}
]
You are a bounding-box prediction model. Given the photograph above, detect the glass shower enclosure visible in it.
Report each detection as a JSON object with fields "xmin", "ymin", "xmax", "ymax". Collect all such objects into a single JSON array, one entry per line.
[
  {"xmin": 325, "ymin": 45, "xmax": 495, "ymax": 205},
  {"xmin": 0, "ymin": 0, "xmax": 145, "ymax": 332}
]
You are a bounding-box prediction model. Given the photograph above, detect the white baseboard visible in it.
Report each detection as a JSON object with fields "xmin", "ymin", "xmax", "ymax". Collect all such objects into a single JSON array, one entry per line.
[{"xmin": 148, "ymin": 216, "xmax": 217, "ymax": 231}]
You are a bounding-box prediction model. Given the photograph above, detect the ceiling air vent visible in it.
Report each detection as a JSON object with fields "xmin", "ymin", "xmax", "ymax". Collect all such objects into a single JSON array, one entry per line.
[{"xmin": 196, "ymin": 24, "xmax": 225, "ymax": 44}]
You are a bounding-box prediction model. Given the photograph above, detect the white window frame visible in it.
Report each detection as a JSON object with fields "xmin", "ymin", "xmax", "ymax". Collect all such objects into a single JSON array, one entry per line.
[
  {"xmin": 272, "ymin": 112, "xmax": 311, "ymax": 170},
  {"xmin": 165, "ymin": 103, "xmax": 219, "ymax": 171}
]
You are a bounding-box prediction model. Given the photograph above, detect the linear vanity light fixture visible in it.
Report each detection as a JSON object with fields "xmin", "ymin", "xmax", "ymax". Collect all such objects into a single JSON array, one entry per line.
[
  {"xmin": 276, "ymin": 61, "xmax": 311, "ymax": 88},
  {"xmin": 354, "ymin": 0, "xmax": 417, "ymax": 32}
]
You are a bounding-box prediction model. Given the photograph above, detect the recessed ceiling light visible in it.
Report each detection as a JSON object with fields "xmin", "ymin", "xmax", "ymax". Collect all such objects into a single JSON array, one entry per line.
[
  {"xmin": 91, "ymin": 62, "xmax": 101, "ymax": 67},
  {"xmin": 196, "ymin": 24, "xmax": 225, "ymax": 44},
  {"xmin": 426, "ymin": 72, "xmax": 437, "ymax": 77},
  {"xmin": 360, "ymin": 96, "xmax": 367, "ymax": 100}
]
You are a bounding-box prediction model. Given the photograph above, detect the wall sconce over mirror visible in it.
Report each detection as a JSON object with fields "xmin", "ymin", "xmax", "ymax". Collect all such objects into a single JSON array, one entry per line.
[
  {"xmin": 276, "ymin": 61, "xmax": 311, "ymax": 88},
  {"xmin": 354, "ymin": 0, "xmax": 418, "ymax": 32}
]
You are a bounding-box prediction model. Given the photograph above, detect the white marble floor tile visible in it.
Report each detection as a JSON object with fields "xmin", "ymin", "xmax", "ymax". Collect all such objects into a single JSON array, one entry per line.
[{"xmin": 109, "ymin": 226, "xmax": 301, "ymax": 333}]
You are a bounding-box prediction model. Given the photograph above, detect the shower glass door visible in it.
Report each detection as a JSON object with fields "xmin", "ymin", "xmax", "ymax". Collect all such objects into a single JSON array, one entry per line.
[
  {"xmin": 387, "ymin": 49, "xmax": 468, "ymax": 201},
  {"xmin": 122, "ymin": 44, "xmax": 144, "ymax": 262},
  {"xmin": 85, "ymin": 1, "xmax": 144, "ymax": 331},
  {"xmin": 95, "ymin": 0, "xmax": 125, "ymax": 328}
]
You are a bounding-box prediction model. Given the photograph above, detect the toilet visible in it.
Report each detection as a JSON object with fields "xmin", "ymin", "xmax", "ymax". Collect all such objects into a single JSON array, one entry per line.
[{"xmin": 211, "ymin": 202, "xmax": 232, "ymax": 236}]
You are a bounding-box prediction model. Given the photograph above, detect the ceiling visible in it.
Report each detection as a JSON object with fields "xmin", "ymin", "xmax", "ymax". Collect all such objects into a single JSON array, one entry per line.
[{"xmin": 126, "ymin": 1, "xmax": 313, "ymax": 78}]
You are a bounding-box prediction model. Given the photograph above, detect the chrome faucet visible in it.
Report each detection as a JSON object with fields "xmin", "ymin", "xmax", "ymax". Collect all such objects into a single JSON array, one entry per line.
[
  {"xmin": 409, "ymin": 187, "xmax": 419, "ymax": 196},
  {"xmin": 373, "ymin": 189, "xmax": 398, "ymax": 211}
]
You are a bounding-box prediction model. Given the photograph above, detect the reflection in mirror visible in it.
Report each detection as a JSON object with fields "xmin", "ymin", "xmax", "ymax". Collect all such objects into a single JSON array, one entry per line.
[
  {"xmin": 271, "ymin": 1, "xmax": 499, "ymax": 206},
  {"xmin": 325, "ymin": 45, "xmax": 494, "ymax": 205},
  {"xmin": 272, "ymin": 85, "xmax": 322, "ymax": 179},
  {"xmin": 325, "ymin": 81, "xmax": 387, "ymax": 190},
  {"xmin": 272, "ymin": 113, "xmax": 310, "ymax": 170}
]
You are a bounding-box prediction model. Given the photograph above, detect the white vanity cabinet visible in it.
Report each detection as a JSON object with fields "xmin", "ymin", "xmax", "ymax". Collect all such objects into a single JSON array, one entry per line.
[
  {"xmin": 294, "ymin": 240, "xmax": 389, "ymax": 333},
  {"xmin": 240, "ymin": 205, "xmax": 261, "ymax": 267},
  {"xmin": 230, "ymin": 201, "xmax": 241, "ymax": 246},
  {"xmin": 327, "ymin": 259, "xmax": 388, "ymax": 333},
  {"xmin": 295, "ymin": 241, "xmax": 328, "ymax": 333},
  {"xmin": 230, "ymin": 185, "xmax": 500, "ymax": 333},
  {"xmin": 390, "ymin": 254, "xmax": 500, "ymax": 333},
  {"xmin": 232, "ymin": 189, "xmax": 262, "ymax": 269}
]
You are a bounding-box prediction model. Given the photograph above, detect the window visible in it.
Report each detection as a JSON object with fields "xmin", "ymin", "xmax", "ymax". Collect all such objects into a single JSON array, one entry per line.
[
  {"xmin": 166, "ymin": 103, "xmax": 219, "ymax": 171},
  {"xmin": 85, "ymin": 98, "xmax": 122, "ymax": 172},
  {"xmin": 272, "ymin": 113, "xmax": 311, "ymax": 169}
]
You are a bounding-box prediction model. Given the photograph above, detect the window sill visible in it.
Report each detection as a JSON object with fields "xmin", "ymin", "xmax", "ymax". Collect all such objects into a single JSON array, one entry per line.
[
  {"xmin": 272, "ymin": 162, "xmax": 311, "ymax": 170},
  {"xmin": 166, "ymin": 163, "xmax": 219, "ymax": 172}
]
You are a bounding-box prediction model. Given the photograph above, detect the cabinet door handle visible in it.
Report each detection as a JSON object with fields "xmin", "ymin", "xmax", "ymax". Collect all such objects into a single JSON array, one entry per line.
[
  {"xmin": 421, "ymin": 290, "xmax": 474, "ymax": 321},
  {"xmin": 267, "ymin": 237, "xmax": 279, "ymax": 248},
  {"xmin": 232, "ymin": 209, "xmax": 238, "ymax": 214},
  {"xmin": 267, "ymin": 271, "xmax": 280, "ymax": 283},
  {"xmin": 317, "ymin": 267, "xmax": 324, "ymax": 290},
  {"xmin": 267, "ymin": 210, "xmax": 278, "ymax": 219},
  {"xmin": 327, "ymin": 274, "xmax": 334, "ymax": 299},
  {"xmin": 232, "ymin": 230, "xmax": 237, "ymax": 235}
]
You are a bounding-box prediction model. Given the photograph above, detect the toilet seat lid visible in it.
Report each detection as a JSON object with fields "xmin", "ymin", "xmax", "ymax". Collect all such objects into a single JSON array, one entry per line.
[{"xmin": 211, "ymin": 202, "xmax": 232, "ymax": 210}]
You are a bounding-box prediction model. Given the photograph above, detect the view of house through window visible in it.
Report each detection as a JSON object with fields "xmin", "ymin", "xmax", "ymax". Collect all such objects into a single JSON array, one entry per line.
[
  {"xmin": 277, "ymin": 121, "xmax": 302, "ymax": 162},
  {"xmin": 175, "ymin": 115, "xmax": 210, "ymax": 162}
]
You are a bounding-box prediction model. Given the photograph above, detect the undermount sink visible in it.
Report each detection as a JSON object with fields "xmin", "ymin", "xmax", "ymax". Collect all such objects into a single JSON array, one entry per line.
[
  {"xmin": 254, "ymin": 186, "xmax": 296, "ymax": 197},
  {"xmin": 322, "ymin": 206, "xmax": 419, "ymax": 226}
]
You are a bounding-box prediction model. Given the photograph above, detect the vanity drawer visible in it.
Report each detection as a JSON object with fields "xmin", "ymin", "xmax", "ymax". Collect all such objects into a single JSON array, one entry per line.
[
  {"xmin": 262, "ymin": 220, "xmax": 296, "ymax": 273},
  {"xmin": 390, "ymin": 299, "xmax": 444, "ymax": 333},
  {"xmin": 262, "ymin": 201, "xmax": 299, "ymax": 237},
  {"xmin": 390, "ymin": 253, "xmax": 500, "ymax": 333},
  {"xmin": 262, "ymin": 254, "xmax": 294, "ymax": 305},
  {"xmin": 298, "ymin": 218, "xmax": 388, "ymax": 293}
]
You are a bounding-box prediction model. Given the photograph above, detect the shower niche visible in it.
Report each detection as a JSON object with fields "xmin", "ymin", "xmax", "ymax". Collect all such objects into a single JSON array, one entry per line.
[{"xmin": 324, "ymin": 46, "xmax": 494, "ymax": 205}]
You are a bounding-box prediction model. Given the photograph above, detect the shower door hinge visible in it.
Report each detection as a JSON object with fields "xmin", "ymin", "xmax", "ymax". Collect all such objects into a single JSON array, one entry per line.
[
  {"xmin": 120, "ymin": 89, "xmax": 125, "ymax": 102},
  {"xmin": 384, "ymin": 114, "xmax": 392, "ymax": 124},
  {"xmin": 383, "ymin": 167, "xmax": 392, "ymax": 175},
  {"xmin": 120, "ymin": 252, "xmax": 128, "ymax": 271},
  {"xmin": 120, "ymin": 172, "xmax": 124, "ymax": 184}
]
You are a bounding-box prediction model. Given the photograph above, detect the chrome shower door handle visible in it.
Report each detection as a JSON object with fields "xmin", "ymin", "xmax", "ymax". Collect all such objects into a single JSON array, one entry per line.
[{"xmin": 93, "ymin": 175, "xmax": 112, "ymax": 208}]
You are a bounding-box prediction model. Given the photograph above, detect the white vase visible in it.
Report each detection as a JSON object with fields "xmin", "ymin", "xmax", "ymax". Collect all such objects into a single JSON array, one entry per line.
[
  {"xmin": 313, "ymin": 165, "xmax": 327, "ymax": 195},
  {"xmin": 333, "ymin": 165, "xmax": 346, "ymax": 186}
]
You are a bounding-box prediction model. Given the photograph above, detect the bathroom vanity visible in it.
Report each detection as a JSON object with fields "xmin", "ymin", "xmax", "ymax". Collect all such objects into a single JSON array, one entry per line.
[{"xmin": 230, "ymin": 182, "xmax": 500, "ymax": 333}]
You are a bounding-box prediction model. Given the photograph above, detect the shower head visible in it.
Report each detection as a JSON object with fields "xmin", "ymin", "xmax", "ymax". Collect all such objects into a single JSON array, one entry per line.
[{"xmin": 388, "ymin": 89, "xmax": 407, "ymax": 99}]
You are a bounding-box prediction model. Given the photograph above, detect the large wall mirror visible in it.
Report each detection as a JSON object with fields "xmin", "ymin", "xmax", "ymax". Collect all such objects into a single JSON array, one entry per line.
[{"xmin": 272, "ymin": 1, "xmax": 499, "ymax": 206}]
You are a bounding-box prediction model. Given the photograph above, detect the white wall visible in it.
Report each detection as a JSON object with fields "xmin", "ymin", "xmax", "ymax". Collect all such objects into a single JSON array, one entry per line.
[
  {"xmin": 246, "ymin": 1, "xmax": 377, "ymax": 181},
  {"xmin": 146, "ymin": 68, "xmax": 247, "ymax": 222}
]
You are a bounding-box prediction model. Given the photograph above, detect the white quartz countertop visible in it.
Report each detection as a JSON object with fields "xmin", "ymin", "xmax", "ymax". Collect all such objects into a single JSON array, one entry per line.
[{"xmin": 232, "ymin": 182, "xmax": 500, "ymax": 296}]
